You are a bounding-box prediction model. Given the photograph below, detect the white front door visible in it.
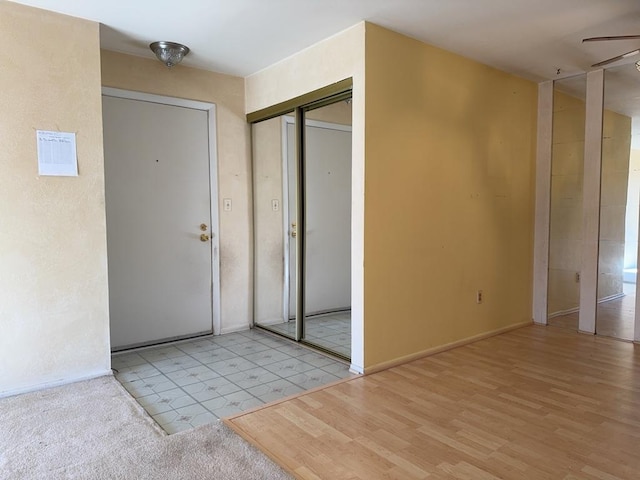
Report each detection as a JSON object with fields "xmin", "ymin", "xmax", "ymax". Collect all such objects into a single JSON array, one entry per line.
[{"xmin": 103, "ymin": 95, "xmax": 215, "ymax": 349}]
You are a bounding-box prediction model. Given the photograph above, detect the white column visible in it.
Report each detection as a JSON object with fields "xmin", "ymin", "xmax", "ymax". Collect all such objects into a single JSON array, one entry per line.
[
  {"xmin": 579, "ymin": 70, "xmax": 604, "ymax": 334},
  {"xmin": 533, "ymin": 81, "xmax": 554, "ymax": 325}
]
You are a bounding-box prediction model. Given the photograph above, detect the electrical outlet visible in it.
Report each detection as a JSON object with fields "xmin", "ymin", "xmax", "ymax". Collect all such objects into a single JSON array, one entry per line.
[{"xmin": 476, "ymin": 290, "xmax": 483, "ymax": 304}]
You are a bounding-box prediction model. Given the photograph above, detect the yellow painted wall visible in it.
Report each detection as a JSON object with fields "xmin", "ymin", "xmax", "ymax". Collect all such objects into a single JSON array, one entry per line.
[
  {"xmin": 363, "ymin": 24, "xmax": 538, "ymax": 368},
  {"xmin": 101, "ymin": 51, "xmax": 252, "ymax": 334},
  {"xmin": 0, "ymin": 2, "xmax": 110, "ymax": 394}
]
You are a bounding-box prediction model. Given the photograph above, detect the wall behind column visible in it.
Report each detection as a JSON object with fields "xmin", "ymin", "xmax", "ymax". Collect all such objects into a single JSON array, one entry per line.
[
  {"xmin": 101, "ymin": 51, "xmax": 252, "ymax": 334},
  {"xmin": 364, "ymin": 24, "xmax": 538, "ymax": 369},
  {"xmin": 598, "ymin": 109, "xmax": 631, "ymax": 300},
  {"xmin": 245, "ymin": 22, "xmax": 366, "ymax": 372},
  {"xmin": 0, "ymin": 2, "xmax": 110, "ymax": 395}
]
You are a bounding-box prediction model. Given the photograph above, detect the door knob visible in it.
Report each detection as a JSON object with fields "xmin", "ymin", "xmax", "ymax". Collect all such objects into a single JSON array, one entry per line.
[{"xmin": 200, "ymin": 233, "xmax": 210, "ymax": 242}]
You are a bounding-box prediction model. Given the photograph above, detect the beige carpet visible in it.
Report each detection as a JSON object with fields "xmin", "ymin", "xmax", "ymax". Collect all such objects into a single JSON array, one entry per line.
[{"xmin": 0, "ymin": 375, "xmax": 292, "ymax": 479}]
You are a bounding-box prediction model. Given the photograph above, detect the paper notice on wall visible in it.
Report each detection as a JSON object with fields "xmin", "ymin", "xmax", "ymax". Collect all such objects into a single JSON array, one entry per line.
[{"xmin": 36, "ymin": 130, "xmax": 78, "ymax": 176}]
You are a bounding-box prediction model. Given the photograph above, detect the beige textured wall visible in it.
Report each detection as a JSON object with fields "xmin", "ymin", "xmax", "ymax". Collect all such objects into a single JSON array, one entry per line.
[
  {"xmin": 0, "ymin": 2, "xmax": 110, "ymax": 394},
  {"xmin": 598, "ymin": 109, "xmax": 631, "ymax": 300},
  {"xmin": 307, "ymin": 101, "xmax": 353, "ymax": 125},
  {"xmin": 625, "ymin": 148, "xmax": 640, "ymax": 268},
  {"xmin": 245, "ymin": 23, "xmax": 365, "ymax": 114},
  {"xmin": 364, "ymin": 24, "xmax": 537, "ymax": 368},
  {"xmin": 246, "ymin": 22, "xmax": 366, "ymax": 371},
  {"xmin": 101, "ymin": 51, "xmax": 252, "ymax": 334}
]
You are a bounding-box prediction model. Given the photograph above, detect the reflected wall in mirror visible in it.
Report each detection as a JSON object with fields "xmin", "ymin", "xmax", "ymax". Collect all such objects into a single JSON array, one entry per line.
[
  {"xmin": 547, "ymin": 75, "xmax": 586, "ymax": 329},
  {"xmin": 596, "ymin": 64, "xmax": 640, "ymax": 341},
  {"xmin": 302, "ymin": 100, "xmax": 352, "ymax": 357},
  {"xmin": 252, "ymin": 113, "xmax": 296, "ymax": 339}
]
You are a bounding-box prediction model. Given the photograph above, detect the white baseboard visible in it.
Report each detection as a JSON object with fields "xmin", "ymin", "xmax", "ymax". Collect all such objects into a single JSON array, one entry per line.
[
  {"xmin": 363, "ymin": 320, "xmax": 533, "ymax": 375},
  {"xmin": 548, "ymin": 292, "xmax": 626, "ymax": 320},
  {"xmin": 0, "ymin": 370, "xmax": 113, "ymax": 399},
  {"xmin": 220, "ymin": 324, "xmax": 252, "ymax": 335}
]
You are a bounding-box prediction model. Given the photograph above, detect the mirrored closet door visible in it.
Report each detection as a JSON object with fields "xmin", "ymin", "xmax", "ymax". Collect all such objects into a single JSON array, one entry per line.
[
  {"xmin": 595, "ymin": 63, "xmax": 640, "ymax": 341},
  {"xmin": 252, "ymin": 90, "xmax": 353, "ymax": 359},
  {"xmin": 547, "ymin": 74, "xmax": 586, "ymax": 331},
  {"xmin": 544, "ymin": 64, "xmax": 640, "ymax": 342},
  {"xmin": 252, "ymin": 113, "xmax": 297, "ymax": 340}
]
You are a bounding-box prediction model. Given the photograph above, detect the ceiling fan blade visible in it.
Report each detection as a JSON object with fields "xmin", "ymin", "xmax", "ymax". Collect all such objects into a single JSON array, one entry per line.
[
  {"xmin": 591, "ymin": 48, "xmax": 640, "ymax": 67},
  {"xmin": 583, "ymin": 35, "xmax": 640, "ymax": 42}
]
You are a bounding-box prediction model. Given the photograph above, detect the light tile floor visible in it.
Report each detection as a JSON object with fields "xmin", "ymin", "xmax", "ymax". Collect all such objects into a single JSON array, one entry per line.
[
  {"xmin": 266, "ymin": 311, "xmax": 351, "ymax": 357},
  {"xmin": 112, "ymin": 328, "xmax": 352, "ymax": 434}
]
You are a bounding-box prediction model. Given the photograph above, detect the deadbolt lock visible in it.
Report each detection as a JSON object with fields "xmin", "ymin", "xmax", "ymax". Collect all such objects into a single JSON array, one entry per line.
[{"xmin": 200, "ymin": 223, "xmax": 208, "ymax": 231}]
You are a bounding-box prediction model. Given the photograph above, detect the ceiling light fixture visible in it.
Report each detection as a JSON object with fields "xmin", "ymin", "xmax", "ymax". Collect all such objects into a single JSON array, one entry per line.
[{"xmin": 149, "ymin": 41, "xmax": 190, "ymax": 68}]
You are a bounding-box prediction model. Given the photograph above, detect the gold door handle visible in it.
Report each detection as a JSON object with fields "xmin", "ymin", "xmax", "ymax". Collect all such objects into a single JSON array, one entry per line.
[{"xmin": 200, "ymin": 233, "xmax": 210, "ymax": 242}]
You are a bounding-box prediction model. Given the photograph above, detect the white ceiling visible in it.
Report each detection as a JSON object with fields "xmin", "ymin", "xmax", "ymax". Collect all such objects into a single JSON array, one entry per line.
[
  {"xmin": 8, "ymin": 0, "xmax": 640, "ymax": 121},
  {"xmin": 9, "ymin": 0, "xmax": 640, "ymax": 80}
]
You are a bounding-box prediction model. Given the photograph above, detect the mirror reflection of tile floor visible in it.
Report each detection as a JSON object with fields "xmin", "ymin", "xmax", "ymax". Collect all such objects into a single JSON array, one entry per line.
[
  {"xmin": 111, "ymin": 329, "xmax": 352, "ymax": 434},
  {"xmin": 264, "ymin": 311, "xmax": 351, "ymax": 358}
]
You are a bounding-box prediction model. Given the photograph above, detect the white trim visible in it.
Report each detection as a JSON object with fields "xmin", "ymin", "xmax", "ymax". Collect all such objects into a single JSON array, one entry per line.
[
  {"xmin": 0, "ymin": 370, "xmax": 112, "ymax": 399},
  {"xmin": 349, "ymin": 84, "xmax": 365, "ymax": 374},
  {"xmin": 547, "ymin": 292, "xmax": 626, "ymax": 319},
  {"xmin": 101, "ymin": 87, "xmax": 222, "ymax": 336},
  {"xmin": 207, "ymin": 105, "xmax": 222, "ymax": 335},
  {"xmin": 102, "ymin": 87, "xmax": 214, "ymax": 111},
  {"xmin": 284, "ymin": 115, "xmax": 352, "ymax": 132},
  {"xmin": 363, "ymin": 322, "xmax": 532, "ymax": 375},
  {"xmin": 636, "ymin": 231, "xmax": 640, "ymax": 341},
  {"xmin": 533, "ymin": 81, "xmax": 553, "ymax": 325},
  {"xmin": 281, "ymin": 117, "xmax": 292, "ymax": 322},
  {"xmin": 579, "ymin": 70, "xmax": 604, "ymax": 335},
  {"xmin": 547, "ymin": 306, "xmax": 580, "ymax": 320}
]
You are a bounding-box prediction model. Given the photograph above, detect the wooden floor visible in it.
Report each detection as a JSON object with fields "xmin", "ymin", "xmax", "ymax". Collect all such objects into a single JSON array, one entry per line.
[{"xmin": 226, "ymin": 325, "xmax": 640, "ymax": 479}]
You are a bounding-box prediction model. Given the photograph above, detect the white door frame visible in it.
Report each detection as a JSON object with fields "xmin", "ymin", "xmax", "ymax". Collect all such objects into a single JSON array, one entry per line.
[
  {"xmin": 101, "ymin": 87, "xmax": 222, "ymax": 336},
  {"xmin": 281, "ymin": 115, "xmax": 353, "ymax": 322}
]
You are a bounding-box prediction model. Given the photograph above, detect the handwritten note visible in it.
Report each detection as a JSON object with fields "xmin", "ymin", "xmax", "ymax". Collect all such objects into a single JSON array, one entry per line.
[{"xmin": 36, "ymin": 130, "xmax": 78, "ymax": 176}]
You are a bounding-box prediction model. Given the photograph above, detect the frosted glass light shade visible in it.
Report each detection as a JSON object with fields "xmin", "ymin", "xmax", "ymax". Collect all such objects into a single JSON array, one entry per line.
[{"xmin": 149, "ymin": 41, "xmax": 190, "ymax": 68}]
